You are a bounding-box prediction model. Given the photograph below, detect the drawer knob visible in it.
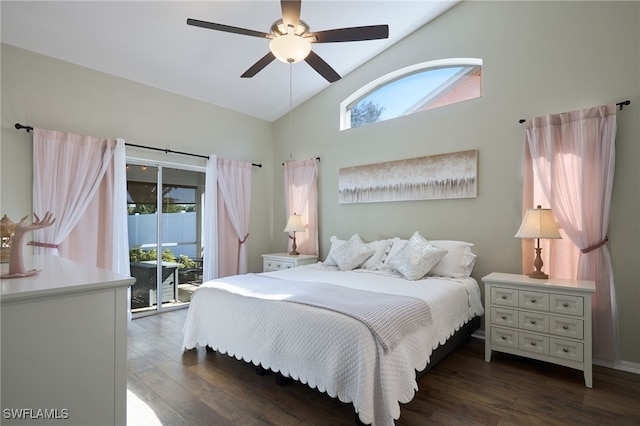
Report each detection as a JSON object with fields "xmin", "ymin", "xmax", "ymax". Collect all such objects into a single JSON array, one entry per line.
[
  {"xmin": 501, "ymin": 315, "xmax": 507, "ymax": 320},
  {"xmin": 530, "ymin": 320, "xmax": 537, "ymax": 325},
  {"xmin": 562, "ymin": 325, "xmax": 569, "ymax": 330},
  {"xmin": 563, "ymin": 348, "xmax": 569, "ymax": 353},
  {"xmin": 563, "ymin": 302, "xmax": 569, "ymax": 308},
  {"xmin": 530, "ymin": 299, "xmax": 536, "ymax": 303},
  {"xmin": 531, "ymin": 342, "xmax": 537, "ymax": 346},
  {"xmin": 501, "ymin": 295, "xmax": 507, "ymax": 299},
  {"xmin": 501, "ymin": 336, "xmax": 507, "ymax": 340}
]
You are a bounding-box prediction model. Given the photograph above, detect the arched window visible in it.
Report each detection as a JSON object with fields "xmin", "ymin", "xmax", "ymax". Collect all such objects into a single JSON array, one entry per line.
[{"xmin": 340, "ymin": 58, "xmax": 482, "ymax": 130}]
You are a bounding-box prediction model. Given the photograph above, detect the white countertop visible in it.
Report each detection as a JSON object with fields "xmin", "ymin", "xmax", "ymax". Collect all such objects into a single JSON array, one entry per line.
[{"xmin": 1, "ymin": 255, "xmax": 135, "ymax": 304}]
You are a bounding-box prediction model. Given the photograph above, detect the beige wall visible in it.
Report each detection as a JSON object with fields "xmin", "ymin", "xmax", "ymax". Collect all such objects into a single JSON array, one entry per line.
[
  {"xmin": 272, "ymin": 1, "xmax": 640, "ymax": 365},
  {"xmin": 0, "ymin": 44, "xmax": 275, "ymax": 273}
]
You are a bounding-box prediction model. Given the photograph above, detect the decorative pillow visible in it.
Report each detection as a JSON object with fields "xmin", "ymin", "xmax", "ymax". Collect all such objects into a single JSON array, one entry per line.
[
  {"xmin": 332, "ymin": 234, "xmax": 375, "ymax": 271},
  {"xmin": 323, "ymin": 236, "xmax": 346, "ymax": 266},
  {"xmin": 380, "ymin": 238, "xmax": 408, "ymax": 270},
  {"xmin": 361, "ymin": 239, "xmax": 392, "ymax": 270},
  {"xmin": 428, "ymin": 240, "xmax": 477, "ymax": 278},
  {"xmin": 386, "ymin": 232, "xmax": 448, "ymax": 280}
]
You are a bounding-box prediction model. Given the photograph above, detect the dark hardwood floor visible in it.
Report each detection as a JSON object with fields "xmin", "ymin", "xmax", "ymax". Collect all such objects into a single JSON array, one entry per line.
[{"xmin": 127, "ymin": 308, "xmax": 640, "ymax": 425}]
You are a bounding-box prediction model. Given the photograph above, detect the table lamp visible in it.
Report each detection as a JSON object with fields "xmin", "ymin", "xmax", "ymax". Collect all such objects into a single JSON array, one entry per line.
[
  {"xmin": 284, "ymin": 213, "xmax": 305, "ymax": 255},
  {"xmin": 515, "ymin": 205, "xmax": 562, "ymax": 279}
]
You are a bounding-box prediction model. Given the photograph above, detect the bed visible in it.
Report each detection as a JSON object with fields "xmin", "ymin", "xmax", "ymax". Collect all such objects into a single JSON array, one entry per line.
[{"xmin": 182, "ymin": 232, "xmax": 484, "ymax": 426}]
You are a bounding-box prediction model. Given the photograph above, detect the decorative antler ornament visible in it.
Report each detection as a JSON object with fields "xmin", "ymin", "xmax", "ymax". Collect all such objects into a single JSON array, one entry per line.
[{"xmin": 1, "ymin": 212, "xmax": 56, "ymax": 279}]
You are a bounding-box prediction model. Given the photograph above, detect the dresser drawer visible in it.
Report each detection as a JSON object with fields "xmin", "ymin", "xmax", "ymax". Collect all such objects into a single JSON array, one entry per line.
[
  {"xmin": 491, "ymin": 327, "xmax": 518, "ymax": 348},
  {"xmin": 550, "ymin": 316, "xmax": 584, "ymax": 339},
  {"xmin": 550, "ymin": 338, "xmax": 584, "ymax": 362},
  {"xmin": 519, "ymin": 332, "xmax": 549, "ymax": 355},
  {"xmin": 491, "ymin": 287, "xmax": 518, "ymax": 307},
  {"xmin": 490, "ymin": 307, "xmax": 518, "ymax": 327},
  {"xmin": 519, "ymin": 290, "xmax": 549, "ymax": 312},
  {"xmin": 551, "ymin": 294, "xmax": 583, "ymax": 316},
  {"xmin": 519, "ymin": 311, "xmax": 549, "ymax": 334},
  {"xmin": 263, "ymin": 259, "xmax": 295, "ymax": 271}
]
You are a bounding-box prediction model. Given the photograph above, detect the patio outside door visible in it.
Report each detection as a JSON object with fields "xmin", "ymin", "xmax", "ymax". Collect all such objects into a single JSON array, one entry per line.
[{"xmin": 126, "ymin": 163, "xmax": 205, "ymax": 315}]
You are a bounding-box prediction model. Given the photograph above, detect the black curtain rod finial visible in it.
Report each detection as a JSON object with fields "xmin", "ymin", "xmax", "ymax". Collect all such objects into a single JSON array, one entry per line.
[
  {"xmin": 15, "ymin": 123, "xmax": 33, "ymax": 133},
  {"xmin": 617, "ymin": 100, "xmax": 631, "ymax": 110}
]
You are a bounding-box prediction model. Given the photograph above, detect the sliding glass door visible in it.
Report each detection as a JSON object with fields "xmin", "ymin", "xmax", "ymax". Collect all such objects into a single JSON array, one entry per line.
[{"xmin": 126, "ymin": 162, "xmax": 205, "ymax": 315}]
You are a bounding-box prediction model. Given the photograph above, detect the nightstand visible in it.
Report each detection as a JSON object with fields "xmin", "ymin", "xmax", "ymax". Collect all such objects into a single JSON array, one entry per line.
[
  {"xmin": 482, "ymin": 272, "xmax": 595, "ymax": 388},
  {"xmin": 261, "ymin": 253, "xmax": 318, "ymax": 272}
]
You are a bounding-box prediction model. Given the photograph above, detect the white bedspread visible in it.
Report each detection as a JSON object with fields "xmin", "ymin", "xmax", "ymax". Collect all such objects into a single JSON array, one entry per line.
[{"xmin": 182, "ymin": 264, "xmax": 484, "ymax": 426}]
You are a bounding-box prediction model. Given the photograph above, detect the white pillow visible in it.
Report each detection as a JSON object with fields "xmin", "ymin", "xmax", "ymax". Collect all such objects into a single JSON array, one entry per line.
[
  {"xmin": 386, "ymin": 231, "xmax": 448, "ymax": 280},
  {"xmin": 381, "ymin": 237, "xmax": 407, "ymax": 270},
  {"xmin": 428, "ymin": 240, "xmax": 477, "ymax": 278},
  {"xmin": 332, "ymin": 234, "xmax": 375, "ymax": 271},
  {"xmin": 323, "ymin": 236, "xmax": 346, "ymax": 266},
  {"xmin": 361, "ymin": 239, "xmax": 392, "ymax": 270}
]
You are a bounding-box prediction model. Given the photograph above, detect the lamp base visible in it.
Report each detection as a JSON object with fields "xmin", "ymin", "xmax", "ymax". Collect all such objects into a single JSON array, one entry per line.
[
  {"xmin": 289, "ymin": 235, "xmax": 299, "ymax": 256},
  {"xmin": 529, "ymin": 245, "xmax": 549, "ymax": 279},
  {"xmin": 528, "ymin": 270, "xmax": 549, "ymax": 279}
]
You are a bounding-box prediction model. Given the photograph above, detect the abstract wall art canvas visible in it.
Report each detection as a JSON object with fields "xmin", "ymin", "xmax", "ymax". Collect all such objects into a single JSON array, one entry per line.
[{"xmin": 338, "ymin": 149, "xmax": 478, "ymax": 204}]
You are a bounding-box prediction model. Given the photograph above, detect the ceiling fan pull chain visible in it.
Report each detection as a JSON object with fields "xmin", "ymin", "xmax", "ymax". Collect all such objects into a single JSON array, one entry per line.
[{"xmin": 289, "ymin": 62, "xmax": 294, "ymax": 159}]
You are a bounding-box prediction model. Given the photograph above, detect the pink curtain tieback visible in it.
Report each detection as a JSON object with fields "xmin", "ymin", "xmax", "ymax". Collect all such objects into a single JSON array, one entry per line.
[
  {"xmin": 28, "ymin": 241, "xmax": 60, "ymax": 249},
  {"xmin": 236, "ymin": 234, "xmax": 250, "ymax": 273},
  {"xmin": 581, "ymin": 236, "xmax": 608, "ymax": 254}
]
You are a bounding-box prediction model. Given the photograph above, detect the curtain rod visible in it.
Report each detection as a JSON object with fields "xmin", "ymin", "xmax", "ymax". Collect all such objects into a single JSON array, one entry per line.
[
  {"xmin": 518, "ymin": 100, "xmax": 631, "ymax": 124},
  {"xmin": 282, "ymin": 157, "xmax": 321, "ymax": 166},
  {"xmin": 14, "ymin": 123, "xmax": 262, "ymax": 168}
]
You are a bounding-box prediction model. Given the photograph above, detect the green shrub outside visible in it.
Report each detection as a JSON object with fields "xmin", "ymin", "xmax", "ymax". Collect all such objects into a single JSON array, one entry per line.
[{"xmin": 129, "ymin": 248, "xmax": 196, "ymax": 269}]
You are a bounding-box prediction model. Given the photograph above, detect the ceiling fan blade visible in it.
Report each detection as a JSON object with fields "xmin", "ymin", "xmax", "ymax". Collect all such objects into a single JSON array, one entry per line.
[
  {"xmin": 281, "ymin": 0, "xmax": 302, "ymax": 28},
  {"xmin": 241, "ymin": 52, "xmax": 276, "ymax": 78},
  {"xmin": 187, "ymin": 18, "xmax": 270, "ymax": 39},
  {"xmin": 305, "ymin": 51, "xmax": 341, "ymax": 83},
  {"xmin": 310, "ymin": 25, "xmax": 389, "ymax": 43}
]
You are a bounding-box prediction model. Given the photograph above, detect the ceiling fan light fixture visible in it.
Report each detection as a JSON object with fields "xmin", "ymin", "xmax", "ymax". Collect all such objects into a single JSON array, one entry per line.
[{"xmin": 269, "ymin": 33, "xmax": 311, "ymax": 64}]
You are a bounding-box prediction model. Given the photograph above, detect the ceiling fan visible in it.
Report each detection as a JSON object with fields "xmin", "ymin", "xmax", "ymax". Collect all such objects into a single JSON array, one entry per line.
[{"xmin": 187, "ymin": 0, "xmax": 389, "ymax": 83}]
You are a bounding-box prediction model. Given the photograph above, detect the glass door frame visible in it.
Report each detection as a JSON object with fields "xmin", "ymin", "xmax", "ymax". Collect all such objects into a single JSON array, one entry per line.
[{"xmin": 127, "ymin": 156, "xmax": 206, "ymax": 317}]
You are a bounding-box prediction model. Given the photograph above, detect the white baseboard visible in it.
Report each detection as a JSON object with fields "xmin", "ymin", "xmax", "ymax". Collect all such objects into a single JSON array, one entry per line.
[
  {"xmin": 469, "ymin": 331, "xmax": 640, "ymax": 375},
  {"xmin": 593, "ymin": 359, "xmax": 640, "ymax": 375},
  {"xmin": 471, "ymin": 330, "xmax": 485, "ymax": 340}
]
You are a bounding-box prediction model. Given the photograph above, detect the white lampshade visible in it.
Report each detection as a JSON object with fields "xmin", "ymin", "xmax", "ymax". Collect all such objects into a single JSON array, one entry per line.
[
  {"xmin": 283, "ymin": 214, "xmax": 305, "ymax": 233},
  {"xmin": 515, "ymin": 206, "xmax": 562, "ymax": 239},
  {"xmin": 269, "ymin": 33, "xmax": 311, "ymax": 64}
]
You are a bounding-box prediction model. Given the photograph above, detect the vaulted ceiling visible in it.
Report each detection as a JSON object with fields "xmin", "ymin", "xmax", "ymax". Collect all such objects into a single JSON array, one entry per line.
[{"xmin": 1, "ymin": 1, "xmax": 459, "ymax": 122}]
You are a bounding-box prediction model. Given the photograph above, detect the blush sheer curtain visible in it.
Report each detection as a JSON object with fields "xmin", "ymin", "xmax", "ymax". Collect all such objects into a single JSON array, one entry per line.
[
  {"xmin": 217, "ymin": 158, "xmax": 252, "ymax": 276},
  {"xmin": 284, "ymin": 159, "xmax": 319, "ymax": 256},
  {"xmin": 523, "ymin": 104, "xmax": 619, "ymax": 363},
  {"xmin": 32, "ymin": 130, "xmax": 131, "ymax": 315}
]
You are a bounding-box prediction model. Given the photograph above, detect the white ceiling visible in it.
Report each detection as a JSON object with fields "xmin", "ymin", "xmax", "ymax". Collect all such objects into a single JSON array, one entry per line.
[{"xmin": 1, "ymin": 1, "xmax": 459, "ymax": 122}]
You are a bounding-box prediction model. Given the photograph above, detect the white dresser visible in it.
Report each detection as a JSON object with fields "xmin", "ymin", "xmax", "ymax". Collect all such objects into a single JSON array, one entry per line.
[
  {"xmin": 482, "ymin": 272, "xmax": 595, "ymax": 388},
  {"xmin": 262, "ymin": 253, "xmax": 318, "ymax": 272},
  {"xmin": 1, "ymin": 255, "xmax": 134, "ymax": 425}
]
